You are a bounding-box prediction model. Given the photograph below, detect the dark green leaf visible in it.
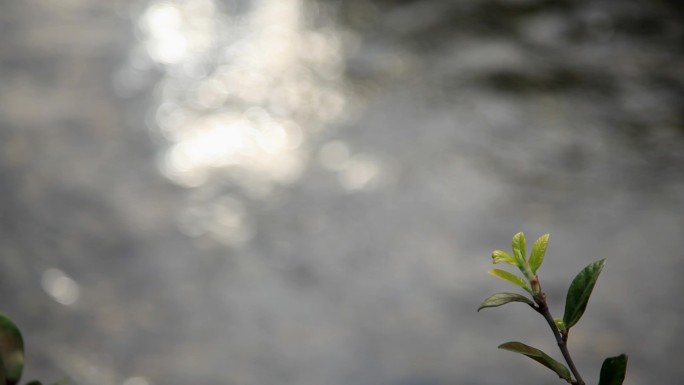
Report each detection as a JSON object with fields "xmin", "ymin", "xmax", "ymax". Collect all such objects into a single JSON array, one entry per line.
[
  {"xmin": 487, "ymin": 269, "xmax": 531, "ymax": 293},
  {"xmin": 498, "ymin": 341, "xmax": 572, "ymax": 382},
  {"xmin": 478, "ymin": 292, "xmax": 534, "ymax": 311},
  {"xmin": 529, "ymin": 234, "xmax": 549, "ymax": 274},
  {"xmin": 598, "ymin": 354, "xmax": 628, "ymax": 385},
  {"xmin": 563, "ymin": 259, "xmax": 606, "ymax": 329},
  {"xmin": 511, "ymin": 232, "xmax": 527, "ymax": 266},
  {"xmin": 0, "ymin": 314, "xmax": 23, "ymax": 385}
]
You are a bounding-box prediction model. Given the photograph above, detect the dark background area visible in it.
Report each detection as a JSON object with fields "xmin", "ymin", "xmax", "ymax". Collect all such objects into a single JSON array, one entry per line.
[{"xmin": 1, "ymin": 0, "xmax": 683, "ymax": 384}]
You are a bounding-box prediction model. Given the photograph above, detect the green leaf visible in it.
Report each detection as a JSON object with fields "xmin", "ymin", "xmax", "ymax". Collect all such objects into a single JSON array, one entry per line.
[
  {"xmin": 487, "ymin": 269, "xmax": 531, "ymax": 293},
  {"xmin": 511, "ymin": 232, "xmax": 527, "ymax": 266},
  {"xmin": 498, "ymin": 341, "xmax": 572, "ymax": 382},
  {"xmin": 477, "ymin": 292, "xmax": 534, "ymax": 311},
  {"xmin": 598, "ymin": 354, "xmax": 628, "ymax": 385},
  {"xmin": 0, "ymin": 314, "xmax": 24, "ymax": 385},
  {"xmin": 529, "ymin": 234, "xmax": 550, "ymax": 274},
  {"xmin": 563, "ymin": 259, "xmax": 606, "ymax": 329},
  {"xmin": 24, "ymin": 382, "xmax": 43, "ymax": 385},
  {"xmin": 491, "ymin": 250, "xmax": 517, "ymax": 265}
]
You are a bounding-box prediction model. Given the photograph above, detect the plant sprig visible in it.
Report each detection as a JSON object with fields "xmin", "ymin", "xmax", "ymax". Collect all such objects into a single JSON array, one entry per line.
[{"xmin": 478, "ymin": 232, "xmax": 628, "ymax": 385}]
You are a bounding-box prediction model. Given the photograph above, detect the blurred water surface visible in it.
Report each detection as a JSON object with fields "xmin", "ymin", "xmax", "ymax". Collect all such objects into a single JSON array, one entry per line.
[{"xmin": 1, "ymin": 0, "xmax": 683, "ymax": 384}]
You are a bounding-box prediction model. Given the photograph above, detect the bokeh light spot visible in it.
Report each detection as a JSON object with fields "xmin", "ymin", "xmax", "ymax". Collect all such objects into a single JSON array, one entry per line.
[{"xmin": 41, "ymin": 268, "xmax": 80, "ymax": 306}]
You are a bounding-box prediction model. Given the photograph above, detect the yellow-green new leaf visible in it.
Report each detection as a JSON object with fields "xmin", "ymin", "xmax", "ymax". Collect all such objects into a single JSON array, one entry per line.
[
  {"xmin": 529, "ymin": 234, "xmax": 550, "ymax": 274},
  {"xmin": 478, "ymin": 292, "xmax": 535, "ymax": 311},
  {"xmin": 499, "ymin": 341, "xmax": 572, "ymax": 382},
  {"xmin": 511, "ymin": 232, "xmax": 527, "ymax": 266},
  {"xmin": 487, "ymin": 269, "xmax": 531, "ymax": 293},
  {"xmin": 492, "ymin": 250, "xmax": 517, "ymax": 265}
]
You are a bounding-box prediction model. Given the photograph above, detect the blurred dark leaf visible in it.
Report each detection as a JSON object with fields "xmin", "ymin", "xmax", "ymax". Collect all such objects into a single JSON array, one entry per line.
[{"xmin": 0, "ymin": 315, "xmax": 23, "ymax": 385}]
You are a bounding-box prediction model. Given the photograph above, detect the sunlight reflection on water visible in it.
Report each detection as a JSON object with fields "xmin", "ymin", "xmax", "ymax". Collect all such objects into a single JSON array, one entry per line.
[
  {"xmin": 130, "ymin": 0, "xmax": 363, "ymax": 244},
  {"xmin": 138, "ymin": 0, "xmax": 348, "ymax": 187}
]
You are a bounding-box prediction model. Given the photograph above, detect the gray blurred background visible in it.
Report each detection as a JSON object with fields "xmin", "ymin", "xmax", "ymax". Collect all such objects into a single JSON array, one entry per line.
[{"xmin": 1, "ymin": 0, "xmax": 683, "ymax": 384}]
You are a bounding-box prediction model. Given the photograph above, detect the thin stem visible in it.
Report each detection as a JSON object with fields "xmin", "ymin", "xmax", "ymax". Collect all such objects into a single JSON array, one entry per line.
[{"xmin": 534, "ymin": 294, "xmax": 585, "ymax": 385}]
